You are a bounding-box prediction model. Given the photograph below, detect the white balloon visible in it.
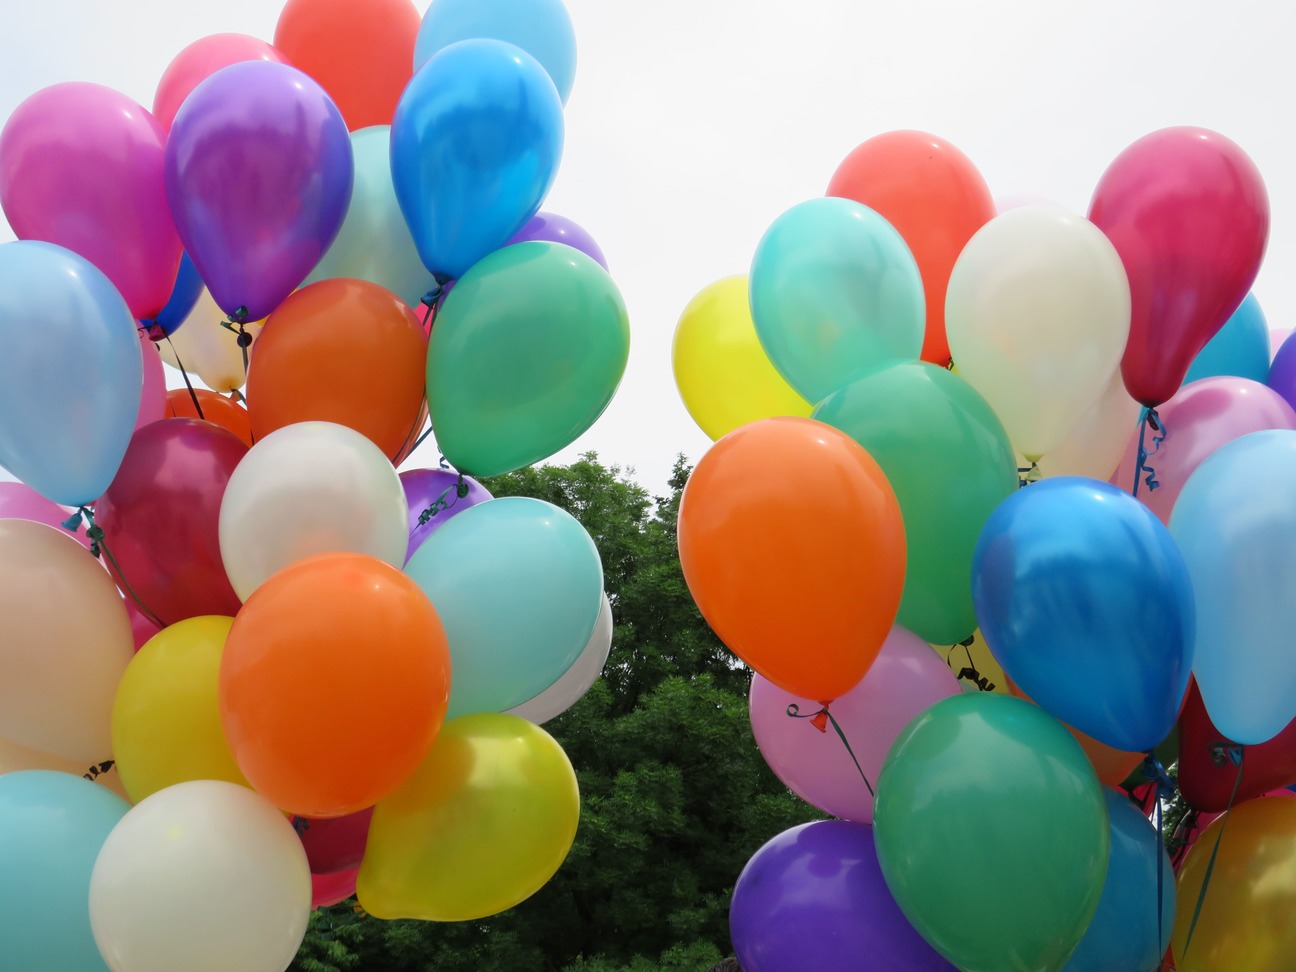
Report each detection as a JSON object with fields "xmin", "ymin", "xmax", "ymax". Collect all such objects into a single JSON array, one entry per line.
[
  {"xmin": 219, "ymin": 421, "xmax": 409, "ymax": 601},
  {"xmin": 507, "ymin": 593, "xmax": 613, "ymax": 724},
  {"xmin": 1037, "ymin": 370, "xmax": 1142, "ymax": 481},
  {"xmin": 89, "ymin": 780, "xmax": 310, "ymax": 972}
]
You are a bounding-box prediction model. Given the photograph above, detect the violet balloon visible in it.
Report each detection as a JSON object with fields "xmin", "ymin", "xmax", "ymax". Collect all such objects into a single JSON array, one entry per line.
[
  {"xmin": 1268, "ymin": 330, "xmax": 1296, "ymax": 412},
  {"xmin": 508, "ymin": 212, "xmax": 608, "ymax": 270},
  {"xmin": 400, "ymin": 467, "xmax": 492, "ymax": 562}
]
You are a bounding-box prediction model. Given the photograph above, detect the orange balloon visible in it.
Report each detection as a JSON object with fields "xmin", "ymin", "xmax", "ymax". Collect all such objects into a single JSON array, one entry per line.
[
  {"xmin": 246, "ymin": 278, "xmax": 428, "ymax": 461},
  {"xmin": 219, "ymin": 553, "xmax": 451, "ymax": 817},
  {"xmin": 678, "ymin": 417, "xmax": 905, "ymax": 701},
  {"xmin": 1007, "ymin": 677, "xmax": 1143, "ymax": 786},
  {"xmin": 165, "ymin": 389, "xmax": 254, "ymax": 447},
  {"xmin": 274, "ymin": 0, "xmax": 421, "ymax": 130},
  {"xmin": 826, "ymin": 130, "xmax": 996, "ymax": 367}
]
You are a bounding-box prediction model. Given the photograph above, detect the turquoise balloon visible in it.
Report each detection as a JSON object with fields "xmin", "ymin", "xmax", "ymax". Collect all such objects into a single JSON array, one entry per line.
[
  {"xmin": 1184, "ymin": 293, "xmax": 1270, "ymax": 386},
  {"xmin": 304, "ymin": 126, "xmax": 433, "ymax": 308},
  {"xmin": 404, "ymin": 497, "xmax": 603, "ymax": 718},
  {"xmin": 0, "ymin": 771, "xmax": 130, "ymax": 971},
  {"xmin": 750, "ymin": 197, "xmax": 924, "ymax": 404},
  {"xmin": 0, "ymin": 241, "xmax": 142, "ymax": 505}
]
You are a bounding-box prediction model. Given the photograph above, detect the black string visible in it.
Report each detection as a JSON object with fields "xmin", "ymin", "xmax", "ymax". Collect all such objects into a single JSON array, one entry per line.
[
  {"xmin": 61, "ymin": 506, "xmax": 165, "ymax": 629},
  {"xmin": 218, "ymin": 306, "xmax": 252, "ymax": 378}
]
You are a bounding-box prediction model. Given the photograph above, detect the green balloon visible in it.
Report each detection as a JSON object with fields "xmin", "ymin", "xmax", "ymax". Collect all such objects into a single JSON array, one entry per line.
[
  {"xmin": 814, "ymin": 361, "xmax": 1017, "ymax": 644},
  {"xmin": 874, "ymin": 694, "xmax": 1109, "ymax": 972},
  {"xmin": 428, "ymin": 241, "xmax": 629, "ymax": 477}
]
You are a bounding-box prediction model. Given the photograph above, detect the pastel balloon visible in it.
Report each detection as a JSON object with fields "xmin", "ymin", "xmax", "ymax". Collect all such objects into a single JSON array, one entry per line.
[
  {"xmin": 295, "ymin": 808, "xmax": 373, "ymax": 875},
  {"xmin": 507, "ymin": 592, "xmax": 614, "ymax": 725},
  {"xmin": 144, "ymin": 251, "xmax": 204, "ymax": 337},
  {"xmin": 1185, "ymin": 293, "xmax": 1270, "ymax": 386},
  {"xmin": 508, "ymin": 211, "xmax": 607, "ymax": 269},
  {"xmin": 400, "ymin": 467, "xmax": 492, "ymax": 562},
  {"xmin": 157, "ymin": 288, "xmax": 264, "ymax": 393},
  {"xmin": 0, "ymin": 739, "xmax": 128, "ymax": 801},
  {"xmin": 165, "ymin": 389, "xmax": 253, "ymax": 447},
  {"xmin": 152, "ymin": 33, "xmax": 287, "ymax": 131},
  {"xmin": 1036, "ymin": 371, "xmax": 1141, "ymax": 481},
  {"xmin": 124, "ymin": 598, "xmax": 162, "ymax": 652},
  {"xmin": 0, "ymin": 481, "xmax": 90, "ymax": 549},
  {"xmin": 135, "ymin": 330, "xmax": 167, "ymax": 433}
]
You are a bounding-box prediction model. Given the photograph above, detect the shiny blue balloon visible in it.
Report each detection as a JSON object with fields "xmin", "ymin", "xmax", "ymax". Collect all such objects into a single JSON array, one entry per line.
[
  {"xmin": 1184, "ymin": 293, "xmax": 1270, "ymax": 386},
  {"xmin": 0, "ymin": 241, "xmax": 142, "ymax": 506},
  {"xmin": 972, "ymin": 477, "xmax": 1194, "ymax": 752},
  {"xmin": 391, "ymin": 39, "xmax": 564, "ymax": 281},
  {"xmin": 144, "ymin": 251, "xmax": 203, "ymax": 337},
  {"xmin": 414, "ymin": 0, "xmax": 576, "ymax": 105},
  {"xmin": 0, "ymin": 771, "xmax": 130, "ymax": 972}
]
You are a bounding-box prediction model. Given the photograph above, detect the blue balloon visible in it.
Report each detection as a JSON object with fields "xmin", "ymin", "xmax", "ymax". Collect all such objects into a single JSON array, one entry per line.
[
  {"xmin": 0, "ymin": 771, "xmax": 130, "ymax": 972},
  {"xmin": 414, "ymin": 0, "xmax": 577, "ymax": 104},
  {"xmin": 0, "ymin": 241, "xmax": 143, "ymax": 506},
  {"xmin": 1063, "ymin": 789, "xmax": 1175, "ymax": 972},
  {"xmin": 391, "ymin": 39, "xmax": 564, "ymax": 281},
  {"xmin": 144, "ymin": 251, "xmax": 204, "ymax": 337},
  {"xmin": 972, "ymin": 477, "xmax": 1194, "ymax": 752},
  {"xmin": 1184, "ymin": 293, "xmax": 1270, "ymax": 386}
]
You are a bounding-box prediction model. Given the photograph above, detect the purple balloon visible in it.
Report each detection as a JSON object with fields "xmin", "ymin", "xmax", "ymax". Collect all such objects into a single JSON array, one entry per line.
[
  {"xmin": 164, "ymin": 61, "xmax": 354, "ymax": 321},
  {"xmin": 400, "ymin": 467, "xmax": 491, "ymax": 562},
  {"xmin": 731, "ymin": 821, "xmax": 954, "ymax": 972},
  {"xmin": 1268, "ymin": 330, "xmax": 1296, "ymax": 412},
  {"xmin": 508, "ymin": 211, "xmax": 609, "ymax": 270}
]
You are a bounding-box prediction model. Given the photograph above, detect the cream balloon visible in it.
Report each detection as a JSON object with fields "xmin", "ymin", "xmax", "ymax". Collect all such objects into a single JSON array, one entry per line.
[
  {"xmin": 507, "ymin": 592, "xmax": 613, "ymax": 724},
  {"xmin": 89, "ymin": 780, "xmax": 310, "ymax": 972},
  {"xmin": 219, "ymin": 422, "xmax": 409, "ymax": 601},
  {"xmin": 946, "ymin": 205, "xmax": 1131, "ymax": 460},
  {"xmin": 1035, "ymin": 371, "xmax": 1142, "ymax": 480},
  {"xmin": 157, "ymin": 287, "xmax": 263, "ymax": 393},
  {"xmin": 0, "ymin": 735, "xmax": 129, "ymax": 801}
]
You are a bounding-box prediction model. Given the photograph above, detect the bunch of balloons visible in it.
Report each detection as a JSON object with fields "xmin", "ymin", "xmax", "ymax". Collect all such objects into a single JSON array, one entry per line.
[
  {"xmin": 675, "ymin": 127, "xmax": 1296, "ymax": 971},
  {"xmin": 0, "ymin": 0, "xmax": 628, "ymax": 970}
]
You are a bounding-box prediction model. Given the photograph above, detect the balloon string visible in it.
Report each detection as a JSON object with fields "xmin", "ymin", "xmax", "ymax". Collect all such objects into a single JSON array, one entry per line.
[
  {"xmin": 219, "ymin": 307, "xmax": 252, "ymax": 377},
  {"xmin": 946, "ymin": 636, "xmax": 995, "ymax": 692},
  {"xmin": 162, "ymin": 332, "xmax": 206, "ymax": 421},
  {"xmin": 1140, "ymin": 753, "xmax": 1176, "ymax": 965},
  {"xmin": 83, "ymin": 759, "xmax": 114, "ymax": 782},
  {"xmin": 1016, "ymin": 462, "xmax": 1040, "ymax": 488},
  {"xmin": 419, "ymin": 276, "xmax": 451, "ymax": 334},
  {"xmin": 1132, "ymin": 408, "xmax": 1165, "ymax": 498},
  {"xmin": 417, "ymin": 474, "xmax": 469, "ymax": 526},
  {"xmin": 60, "ymin": 506, "xmax": 166, "ymax": 629},
  {"xmin": 785, "ymin": 703, "xmax": 874, "ymax": 797},
  {"xmin": 1182, "ymin": 745, "xmax": 1245, "ymax": 961}
]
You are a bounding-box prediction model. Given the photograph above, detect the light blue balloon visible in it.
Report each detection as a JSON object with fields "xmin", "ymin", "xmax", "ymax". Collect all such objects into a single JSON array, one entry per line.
[
  {"xmin": 404, "ymin": 496, "xmax": 603, "ymax": 717},
  {"xmin": 0, "ymin": 241, "xmax": 142, "ymax": 506},
  {"xmin": 750, "ymin": 197, "xmax": 925, "ymax": 404},
  {"xmin": 1184, "ymin": 293, "xmax": 1270, "ymax": 386},
  {"xmin": 1170, "ymin": 429, "xmax": 1296, "ymax": 744},
  {"xmin": 414, "ymin": 0, "xmax": 576, "ymax": 105},
  {"xmin": 0, "ymin": 771, "xmax": 130, "ymax": 972},
  {"xmin": 391, "ymin": 39, "xmax": 564, "ymax": 282}
]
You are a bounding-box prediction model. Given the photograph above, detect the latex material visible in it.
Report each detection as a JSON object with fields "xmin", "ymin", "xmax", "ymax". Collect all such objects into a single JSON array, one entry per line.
[
  {"xmin": 157, "ymin": 289, "xmax": 264, "ymax": 392},
  {"xmin": 1184, "ymin": 293, "xmax": 1270, "ymax": 385},
  {"xmin": 401, "ymin": 467, "xmax": 492, "ymax": 562},
  {"xmin": 937, "ymin": 629, "xmax": 1010, "ymax": 696},
  {"xmin": 147, "ymin": 252, "xmax": 204, "ymax": 336},
  {"xmin": 508, "ymin": 211, "xmax": 607, "ymax": 268},
  {"xmin": 0, "ymin": 738, "xmax": 128, "ymax": 800},
  {"xmin": 0, "ymin": 481, "xmax": 90, "ymax": 549},
  {"xmin": 1036, "ymin": 371, "xmax": 1141, "ymax": 481},
  {"xmin": 1006, "ymin": 682, "xmax": 1146, "ymax": 789},
  {"xmin": 135, "ymin": 331, "xmax": 167, "ymax": 432},
  {"xmin": 507, "ymin": 592, "xmax": 614, "ymax": 725},
  {"xmin": 152, "ymin": 33, "xmax": 286, "ymax": 131},
  {"xmin": 312, "ymin": 867, "xmax": 359, "ymax": 910},
  {"xmin": 165, "ymin": 390, "xmax": 253, "ymax": 446},
  {"xmin": 295, "ymin": 808, "xmax": 373, "ymax": 875},
  {"xmin": 1268, "ymin": 330, "xmax": 1296, "ymax": 411}
]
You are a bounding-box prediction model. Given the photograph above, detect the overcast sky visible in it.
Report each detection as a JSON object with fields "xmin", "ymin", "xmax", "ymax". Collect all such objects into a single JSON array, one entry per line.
[{"xmin": 2, "ymin": 0, "xmax": 1291, "ymax": 494}]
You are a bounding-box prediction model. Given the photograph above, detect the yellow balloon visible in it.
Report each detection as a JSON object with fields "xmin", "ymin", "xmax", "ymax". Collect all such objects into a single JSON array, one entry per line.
[
  {"xmin": 111, "ymin": 616, "xmax": 250, "ymax": 803},
  {"xmin": 932, "ymin": 629, "xmax": 1010, "ymax": 695},
  {"xmin": 157, "ymin": 287, "xmax": 264, "ymax": 392},
  {"xmin": 357, "ymin": 713, "xmax": 579, "ymax": 921},
  {"xmin": 672, "ymin": 275, "xmax": 812, "ymax": 440}
]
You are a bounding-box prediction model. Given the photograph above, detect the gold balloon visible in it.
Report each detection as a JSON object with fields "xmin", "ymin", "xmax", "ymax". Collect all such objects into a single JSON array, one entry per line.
[{"xmin": 932, "ymin": 629, "xmax": 1009, "ymax": 696}]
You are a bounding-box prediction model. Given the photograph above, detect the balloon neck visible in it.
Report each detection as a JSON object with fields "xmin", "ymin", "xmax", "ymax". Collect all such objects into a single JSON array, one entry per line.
[
  {"xmin": 420, "ymin": 276, "xmax": 453, "ymax": 333},
  {"xmin": 139, "ymin": 321, "xmax": 166, "ymax": 343},
  {"xmin": 219, "ymin": 308, "xmax": 253, "ymax": 374},
  {"xmin": 1139, "ymin": 751, "xmax": 1177, "ymax": 800},
  {"xmin": 809, "ymin": 710, "xmax": 830, "ymax": 733}
]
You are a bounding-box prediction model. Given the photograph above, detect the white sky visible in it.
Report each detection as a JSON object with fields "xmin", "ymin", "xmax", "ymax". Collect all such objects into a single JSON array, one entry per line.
[{"xmin": 2, "ymin": 0, "xmax": 1292, "ymax": 495}]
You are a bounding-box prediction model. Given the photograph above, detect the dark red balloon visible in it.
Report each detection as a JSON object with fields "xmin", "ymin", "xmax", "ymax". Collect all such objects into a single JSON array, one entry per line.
[{"xmin": 295, "ymin": 807, "xmax": 374, "ymax": 874}]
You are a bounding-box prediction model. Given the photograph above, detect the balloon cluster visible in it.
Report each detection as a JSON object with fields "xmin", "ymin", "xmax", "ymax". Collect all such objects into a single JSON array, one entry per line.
[
  {"xmin": 0, "ymin": 1, "xmax": 628, "ymax": 970},
  {"xmin": 674, "ymin": 128, "xmax": 1296, "ymax": 971}
]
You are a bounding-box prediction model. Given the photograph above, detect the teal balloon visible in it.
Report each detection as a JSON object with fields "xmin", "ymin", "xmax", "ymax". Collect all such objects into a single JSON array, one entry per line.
[
  {"xmin": 428, "ymin": 241, "xmax": 629, "ymax": 477},
  {"xmin": 304, "ymin": 126, "xmax": 433, "ymax": 308},
  {"xmin": 0, "ymin": 771, "xmax": 130, "ymax": 972},
  {"xmin": 814, "ymin": 361, "xmax": 1018, "ymax": 645},
  {"xmin": 0, "ymin": 241, "xmax": 142, "ymax": 505},
  {"xmin": 404, "ymin": 496, "xmax": 603, "ymax": 718},
  {"xmin": 750, "ymin": 197, "xmax": 924, "ymax": 404},
  {"xmin": 414, "ymin": 0, "xmax": 576, "ymax": 105},
  {"xmin": 1184, "ymin": 293, "xmax": 1270, "ymax": 385}
]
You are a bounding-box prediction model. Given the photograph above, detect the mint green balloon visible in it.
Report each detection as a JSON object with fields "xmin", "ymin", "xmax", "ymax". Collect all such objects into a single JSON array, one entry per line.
[
  {"xmin": 404, "ymin": 497, "xmax": 603, "ymax": 718},
  {"xmin": 428, "ymin": 241, "xmax": 629, "ymax": 477},
  {"xmin": 303, "ymin": 126, "xmax": 433, "ymax": 308},
  {"xmin": 874, "ymin": 695, "xmax": 1109, "ymax": 972},
  {"xmin": 750, "ymin": 197, "xmax": 924, "ymax": 404},
  {"xmin": 814, "ymin": 361, "xmax": 1017, "ymax": 644}
]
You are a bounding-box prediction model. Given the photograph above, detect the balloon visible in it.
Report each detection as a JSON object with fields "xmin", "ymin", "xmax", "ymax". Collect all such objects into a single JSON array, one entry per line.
[
  {"xmin": 1170, "ymin": 430, "xmax": 1296, "ymax": 744},
  {"xmin": 246, "ymin": 280, "xmax": 427, "ymax": 461},
  {"xmin": 1184, "ymin": 293, "xmax": 1271, "ymax": 386},
  {"xmin": 678, "ymin": 417, "xmax": 906, "ymax": 701},
  {"xmin": 0, "ymin": 481, "xmax": 90, "ymax": 549},
  {"xmin": 358, "ymin": 713, "xmax": 579, "ymax": 921},
  {"xmin": 427, "ymin": 242, "xmax": 629, "ymax": 476},
  {"xmin": 1267, "ymin": 329, "xmax": 1296, "ymax": 412},
  {"xmin": 157, "ymin": 289, "xmax": 264, "ymax": 393},
  {"xmin": 153, "ymin": 34, "xmax": 286, "ymax": 131},
  {"xmin": 508, "ymin": 211, "xmax": 607, "ymax": 269},
  {"xmin": 165, "ymin": 389, "xmax": 253, "ymax": 447},
  {"xmin": 748, "ymin": 196, "xmax": 924, "ymax": 404},
  {"xmin": 0, "ymin": 83, "xmax": 181, "ymax": 319},
  {"xmin": 312, "ymin": 867, "xmax": 359, "ymax": 910},
  {"xmin": 749, "ymin": 626, "xmax": 961, "ymax": 823},
  {"xmin": 95, "ymin": 418, "xmax": 248, "ymax": 626},
  {"xmin": 814, "ymin": 360, "xmax": 1018, "ymax": 644},
  {"xmin": 1181, "ymin": 789, "xmax": 1296, "ymax": 858},
  {"xmin": 295, "ymin": 808, "xmax": 373, "ymax": 875},
  {"xmin": 0, "ymin": 241, "xmax": 142, "ymax": 506},
  {"xmin": 0, "ymin": 520, "xmax": 133, "ymax": 762},
  {"xmin": 400, "ymin": 467, "xmax": 492, "ymax": 562},
  {"xmin": 507, "ymin": 592, "xmax": 614, "ymax": 725},
  {"xmin": 220, "ymin": 553, "xmax": 451, "ymax": 817},
  {"xmin": 1088, "ymin": 127, "xmax": 1269, "ymax": 408},
  {"xmin": 874, "ymin": 694, "xmax": 1109, "ymax": 972},
  {"xmin": 1114, "ymin": 377, "xmax": 1296, "ymax": 521},
  {"xmin": 0, "ymin": 771, "xmax": 130, "ymax": 972},
  {"xmin": 111, "ymin": 617, "xmax": 249, "ymax": 804},
  {"xmin": 390, "ymin": 39, "xmax": 563, "ymax": 280},
  {"xmin": 1035, "ymin": 370, "xmax": 1142, "ymax": 481},
  {"xmin": 165, "ymin": 60, "xmax": 354, "ymax": 321},
  {"xmin": 144, "ymin": 252, "xmax": 204, "ymax": 336},
  {"xmin": 124, "ymin": 597, "xmax": 162, "ymax": 653},
  {"xmin": 673, "ymin": 275, "xmax": 813, "ymax": 441},
  {"xmin": 731, "ymin": 821, "xmax": 955, "ymax": 972},
  {"xmin": 405, "ymin": 497, "xmax": 603, "ymax": 717},
  {"xmin": 1005, "ymin": 679, "xmax": 1146, "ymax": 788},
  {"xmin": 414, "ymin": 0, "xmax": 576, "ymax": 104},
  {"xmin": 826, "ymin": 130, "xmax": 996, "ymax": 366},
  {"xmin": 135, "ymin": 330, "xmax": 166, "ymax": 433},
  {"xmin": 974, "ymin": 477, "xmax": 1194, "ymax": 751},
  {"xmin": 89, "ymin": 780, "xmax": 311, "ymax": 972},
  {"xmin": 275, "ymin": 0, "xmax": 421, "ymax": 130},
  {"xmin": 936, "ymin": 629, "xmax": 1010, "ymax": 696},
  {"xmin": 0, "ymin": 738, "xmax": 128, "ymax": 801}
]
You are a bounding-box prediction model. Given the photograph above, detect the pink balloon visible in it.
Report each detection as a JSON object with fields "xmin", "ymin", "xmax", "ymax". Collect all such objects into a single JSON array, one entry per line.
[
  {"xmin": 124, "ymin": 596, "xmax": 162, "ymax": 651},
  {"xmin": 153, "ymin": 33, "xmax": 287, "ymax": 132},
  {"xmin": 749, "ymin": 626, "xmax": 961, "ymax": 823},
  {"xmin": 0, "ymin": 482, "xmax": 90, "ymax": 549},
  {"xmin": 295, "ymin": 808, "xmax": 373, "ymax": 874},
  {"xmin": 311, "ymin": 866, "xmax": 358, "ymax": 909},
  {"xmin": 0, "ymin": 83, "xmax": 181, "ymax": 320},
  {"xmin": 1114, "ymin": 376, "xmax": 1296, "ymax": 522},
  {"xmin": 135, "ymin": 331, "xmax": 167, "ymax": 433}
]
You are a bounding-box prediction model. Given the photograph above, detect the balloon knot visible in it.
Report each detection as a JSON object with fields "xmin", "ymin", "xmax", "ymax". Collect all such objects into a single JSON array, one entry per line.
[
  {"xmin": 1209, "ymin": 742, "xmax": 1244, "ymax": 768},
  {"xmin": 1016, "ymin": 461, "xmax": 1041, "ymax": 488},
  {"xmin": 1140, "ymin": 752, "xmax": 1177, "ymax": 800},
  {"xmin": 291, "ymin": 817, "xmax": 311, "ymax": 836}
]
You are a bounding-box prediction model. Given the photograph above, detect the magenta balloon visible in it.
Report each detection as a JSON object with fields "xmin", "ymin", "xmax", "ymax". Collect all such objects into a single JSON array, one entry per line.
[
  {"xmin": 164, "ymin": 61, "xmax": 354, "ymax": 321},
  {"xmin": 508, "ymin": 211, "xmax": 609, "ymax": 270},
  {"xmin": 399, "ymin": 467, "xmax": 492, "ymax": 562},
  {"xmin": 0, "ymin": 482, "xmax": 90, "ymax": 550},
  {"xmin": 124, "ymin": 597, "xmax": 162, "ymax": 651},
  {"xmin": 135, "ymin": 331, "xmax": 167, "ymax": 433},
  {"xmin": 295, "ymin": 807, "xmax": 374, "ymax": 874},
  {"xmin": 1114, "ymin": 377, "xmax": 1296, "ymax": 523},
  {"xmin": 311, "ymin": 866, "xmax": 358, "ymax": 910},
  {"xmin": 0, "ymin": 83, "xmax": 181, "ymax": 320},
  {"xmin": 749, "ymin": 626, "xmax": 962, "ymax": 823},
  {"xmin": 1089, "ymin": 127, "xmax": 1269, "ymax": 408}
]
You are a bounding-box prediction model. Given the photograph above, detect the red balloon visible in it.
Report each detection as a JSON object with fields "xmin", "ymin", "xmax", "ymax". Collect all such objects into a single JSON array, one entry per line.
[
  {"xmin": 296, "ymin": 808, "xmax": 374, "ymax": 874},
  {"xmin": 153, "ymin": 34, "xmax": 287, "ymax": 131},
  {"xmin": 312, "ymin": 866, "xmax": 359, "ymax": 909},
  {"xmin": 1088, "ymin": 127, "xmax": 1269, "ymax": 408}
]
